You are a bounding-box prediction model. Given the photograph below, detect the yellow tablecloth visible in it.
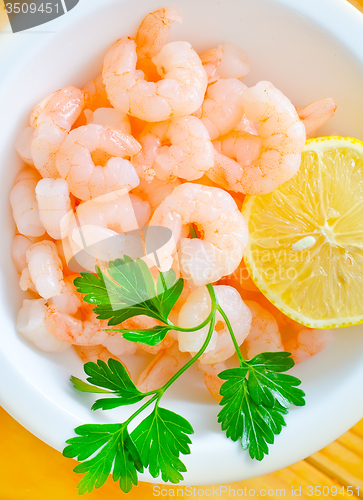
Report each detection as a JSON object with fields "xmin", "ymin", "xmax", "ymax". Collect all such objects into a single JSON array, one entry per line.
[
  {"xmin": 1, "ymin": 0, "xmax": 363, "ymax": 498},
  {"xmin": 1, "ymin": 406, "xmax": 363, "ymax": 499}
]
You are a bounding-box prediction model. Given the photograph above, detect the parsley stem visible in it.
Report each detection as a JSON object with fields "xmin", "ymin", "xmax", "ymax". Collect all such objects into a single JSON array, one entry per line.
[
  {"xmin": 158, "ymin": 284, "xmax": 218, "ymax": 394},
  {"xmin": 124, "ymin": 393, "xmax": 159, "ymax": 427},
  {"xmin": 170, "ymin": 310, "xmax": 215, "ymax": 333},
  {"xmin": 217, "ymin": 304, "xmax": 245, "ymax": 367},
  {"xmin": 106, "ymin": 310, "xmax": 214, "ymax": 335}
]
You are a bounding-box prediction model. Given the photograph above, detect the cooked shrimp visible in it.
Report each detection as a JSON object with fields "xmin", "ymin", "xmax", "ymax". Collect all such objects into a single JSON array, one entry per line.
[
  {"xmin": 56, "ymin": 238, "xmax": 75, "ymax": 276},
  {"xmin": 133, "ymin": 176, "xmax": 181, "ymax": 212},
  {"xmin": 69, "ymin": 225, "xmax": 124, "ymax": 272},
  {"xmin": 26, "ymin": 241, "xmax": 63, "ymax": 299},
  {"xmin": 16, "ymin": 86, "xmax": 85, "ymax": 178},
  {"xmin": 48, "ymin": 275, "xmax": 82, "ymax": 315},
  {"xmin": 298, "ymin": 97, "xmax": 337, "ymax": 136},
  {"xmin": 66, "ymin": 192, "xmax": 150, "ymax": 272},
  {"xmin": 12, "ymin": 235, "xmax": 41, "ymax": 273},
  {"xmin": 74, "ymin": 345, "xmax": 121, "ymax": 364},
  {"xmin": 85, "ymin": 107, "xmax": 131, "ymax": 135},
  {"xmin": 102, "ymin": 37, "xmax": 208, "ymax": 122},
  {"xmin": 150, "ymin": 183, "xmax": 249, "ymax": 285},
  {"xmin": 200, "ymin": 43, "xmax": 250, "ymax": 83},
  {"xmin": 214, "ymin": 130, "xmax": 262, "ymax": 173},
  {"xmin": 243, "ymin": 300, "xmax": 284, "ymax": 359},
  {"xmin": 56, "ymin": 124, "xmax": 141, "ymax": 200},
  {"xmin": 83, "ymin": 74, "xmax": 112, "ymax": 112},
  {"xmin": 75, "ymin": 191, "xmax": 147, "ymax": 232},
  {"xmin": 30, "ymin": 85, "xmax": 84, "ymax": 131},
  {"xmin": 101, "ymin": 333, "xmax": 139, "ymax": 357},
  {"xmin": 10, "ymin": 168, "xmax": 45, "ymax": 237},
  {"xmin": 36, "ymin": 178, "xmax": 72, "ymax": 240},
  {"xmin": 198, "ymin": 361, "xmax": 227, "ymax": 402},
  {"xmin": 142, "ymin": 116, "xmax": 215, "ymax": 181},
  {"xmin": 17, "ymin": 299, "xmax": 71, "ymax": 352},
  {"xmin": 178, "ymin": 285, "xmax": 252, "ymax": 364},
  {"xmin": 45, "ymin": 306, "xmax": 111, "ymax": 345},
  {"xmin": 131, "ymin": 133, "xmax": 161, "ymax": 181},
  {"xmin": 195, "ymin": 78, "xmax": 247, "ymax": 140},
  {"xmin": 206, "ymin": 81, "xmax": 306, "ymax": 194},
  {"xmin": 19, "ymin": 267, "xmax": 37, "ymax": 294},
  {"xmin": 135, "ymin": 7, "xmax": 182, "ymax": 80},
  {"xmin": 137, "ymin": 342, "xmax": 190, "ymax": 393},
  {"xmin": 15, "ymin": 127, "xmax": 35, "ymax": 166},
  {"xmin": 284, "ymin": 328, "xmax": 333, "ymax": 364}
]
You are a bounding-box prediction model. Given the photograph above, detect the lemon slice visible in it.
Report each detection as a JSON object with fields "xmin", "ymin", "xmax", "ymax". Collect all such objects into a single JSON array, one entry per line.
[{"xmin": 243, "ymin": 136, "xmax": 363, "ymax": 329}]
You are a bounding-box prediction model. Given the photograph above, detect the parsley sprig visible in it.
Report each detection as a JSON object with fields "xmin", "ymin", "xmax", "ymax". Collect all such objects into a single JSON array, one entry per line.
[{"xmin": 65, "ymin": 256, "xmax": 305, "ymax": 494}]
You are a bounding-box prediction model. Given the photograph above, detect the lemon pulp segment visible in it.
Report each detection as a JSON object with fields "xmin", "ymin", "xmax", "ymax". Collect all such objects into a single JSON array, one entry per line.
[{"xmin": 243, "ymin": 136, "xmax": 363, "ymax": 328}]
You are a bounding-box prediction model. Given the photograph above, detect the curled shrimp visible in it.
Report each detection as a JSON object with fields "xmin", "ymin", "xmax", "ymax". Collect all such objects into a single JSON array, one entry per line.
[
  {"xmin": 198, "ymin": 361, "xmax": 227, "ymax": 402},
  {"xmin": 132, "ymin": 176, "xmax": 182, "ymax": 212},
  {"xmin": 55, "ymin": 124, "xmax": 141, "ymax": 200},
  {"xmin": 85, "ymin": 107, "xmax": 131, "ymax": 135},
  {"xmin": 150, "ymin": 183, "xmax": 249, "ymax": 286},
  {"xmin": 45, "ymin": 306, "xmax": 110, "ymax": 346},
  {"xmin": 74, "ymin": 345, "xmax": 121, "ymax": 364},
  {"xmin": 284, "ymin": 328, "xmax": 333, "ymax": 364},
  {"xmin": 131, "ymin": 133, "xmax": 161, "ymax": 181},
  {"xmin": 195, "ymin": 78, "xmax": 247, "ymax": 140},
  {"xmin": 243, "ymin": 300, "xmax": 284, "ymax": 359},
  {"xmin": 83, "ymin": 75, "xmax": 112, "ymax": 112},
  {"xmin": 17, "ymin": 299, "xmax": 71, "ymax": 352},
  {"xmin": 206, "ymin": 81, "xmax": 306, "ymax": 194},
  {"xmin": 48, "ymin": 274, "xmax": 82, "ymax": 315},
  {"xmin": 137, "ymin": 342, "xmax": 190, "ymax": 393},
  {"xmin": 102, "ymin": 37, "xmax": 208, "ymax": 122},
  {"xmin": 65, "ymin": 192, "xmax": 150, "ymax": 272},
  {"xmin": 36, "ymin": 178, "xmax": 72, "ymax": 240},
  {"xmin": 178, "ymin": 285, "xmax": 252, "ymax": 364},
  {"xmin": 101, "ymin": 333, "xmax": 139, "ymax": 357},
  {"xmin": 298, "ymin": 97, "xmax": 337, "ymax": 136},
  {"xmin": 142, "ymin": 115, "xmax": 215, "ymax": 181},
  {"xmin": 200, "ymin": 43, "xmax": 250, "ymax": 83},
  {"xmin": 135, "ymin": 7, "xmax": 182, "ymax": 80},
  {"xmin": 10, "ymin": 168, "xmax": 45, "ymax": 237},
  {"xmin": 213, "ymin": 129, "xmax": 262, "ymax": 172},
  {"xmin": 26, "ymin": 241, "xmax": 63, "ymax": 299},
  {"xmin": 12, "ymin": 235, "xmax": 40, "ymax": 273},
  {"xmin": 16, "ymin": 86, "xmax": 85, "ymax": 178},
  {"xmin": 46, "ymin": 304, "xmax": 138, "ymax": 355}
]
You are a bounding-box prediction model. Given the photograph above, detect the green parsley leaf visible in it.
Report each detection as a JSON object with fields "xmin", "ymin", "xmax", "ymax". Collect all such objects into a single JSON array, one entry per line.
[
  {"xmin": 155, "ymin": 269, "xmax": 184, "ymax": 319},
  {"xmin": 218, "ymin": 377, "xmax": 288, "ymax": 460},
  {"xmin": 121, "ymin": 325, "xmax": 174, "ymax": 346},
  {"xmin": 70, "ymin": 376, "xmax": 113, "ymax": 394},
  {"xmin": 74, "ymin": 258, "xmax": 184, "ymax": 327},
  {"xmin": 246, "ymin": 353, "xmax": 306, "ymax": 408},
  {"xmin": 218, "ymin": 354, "xmax": 305, "ymax": 460},
  {"xmin": 72, "ymin": 359, "xmax": 145, "ymax": 410},
  {"xmin": 131, "ymin": 406, "xmax": 194, "ymax": 483},
  {"xmin": 63, "ymin": 424, "xmax": 143, "ymax": 494},
  {"xmin": 84, "ymin": 359, "xmax": 140, "ymax": 395}
]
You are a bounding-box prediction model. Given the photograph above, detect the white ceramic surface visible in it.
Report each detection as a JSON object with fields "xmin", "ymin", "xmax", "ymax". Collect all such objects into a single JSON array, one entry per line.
[{"xmin": 1, "ymin": 0, "xmax": 363, "ymax": 485}]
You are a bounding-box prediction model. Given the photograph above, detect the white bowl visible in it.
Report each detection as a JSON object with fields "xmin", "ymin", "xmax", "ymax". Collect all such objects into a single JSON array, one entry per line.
[{"xmin": 1, "ymin": 0, "xmax": 363, "ymax": 486}]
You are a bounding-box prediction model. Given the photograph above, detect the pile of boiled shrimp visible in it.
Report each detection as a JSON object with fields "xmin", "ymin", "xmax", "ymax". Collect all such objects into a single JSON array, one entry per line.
[{"xmin": 11, "ymin": 8, "xmax": 335, "ymax": 401}]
